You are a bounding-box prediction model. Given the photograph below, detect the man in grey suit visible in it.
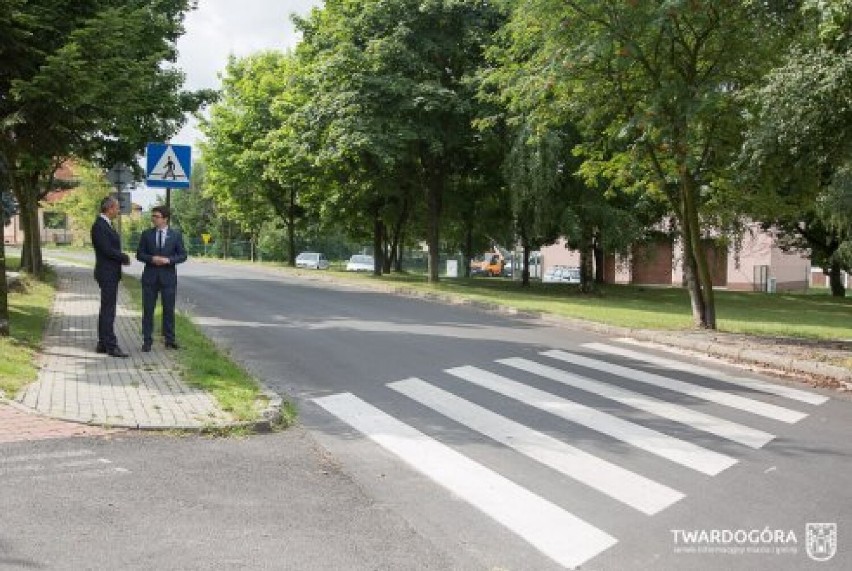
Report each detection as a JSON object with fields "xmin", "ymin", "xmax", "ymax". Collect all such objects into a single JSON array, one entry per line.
[
  {"xmin": 91, "ymin": 196, "xmax": 131, "ymax": 357},
  {"xmin": 135, "ymin": 205, "xmax": 187, "ymax": 352}
]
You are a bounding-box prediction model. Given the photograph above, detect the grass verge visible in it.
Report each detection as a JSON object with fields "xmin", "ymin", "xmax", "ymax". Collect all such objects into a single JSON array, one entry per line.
[
  {"xmin": 122, "ymin": 276, "xmax": 275, "ymax": 423},
  {"xmin": 0, "ymin": 257, "xmax": 57, "ymax": 396},
  {"xmin": 286, "ymin": 268, "xmax": 852, "ymax": 341}
]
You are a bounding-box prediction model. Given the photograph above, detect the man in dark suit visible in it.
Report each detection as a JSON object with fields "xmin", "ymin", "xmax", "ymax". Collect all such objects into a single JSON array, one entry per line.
[
  {"xmin": 136, "ymin": 205, "xmax": 187, "ymax": 351},
  {"xmin": 91, "ymin": 196, "xmax": 131, "ymax": 357}
]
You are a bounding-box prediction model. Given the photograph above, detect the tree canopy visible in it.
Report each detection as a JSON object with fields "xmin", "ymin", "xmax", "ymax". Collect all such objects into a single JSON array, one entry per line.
[{"xmin": 0, "ymin": 0, "xmax": 213, "ymax": 275}]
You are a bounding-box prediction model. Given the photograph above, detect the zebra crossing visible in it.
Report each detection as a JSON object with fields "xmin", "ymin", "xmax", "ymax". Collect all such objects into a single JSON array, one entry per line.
[
  {"xmin": 0, "ymin": 448, "xmax": 130, "ymax": 481},
  {"xmin": 313, "ymin": 342, "xmax": 829, "ymax": 569}
]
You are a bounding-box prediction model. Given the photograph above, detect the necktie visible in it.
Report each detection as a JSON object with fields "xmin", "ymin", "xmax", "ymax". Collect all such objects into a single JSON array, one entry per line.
[{"xmin": 158, "ymin": 230, "xmax": 164, "ymax": 250}]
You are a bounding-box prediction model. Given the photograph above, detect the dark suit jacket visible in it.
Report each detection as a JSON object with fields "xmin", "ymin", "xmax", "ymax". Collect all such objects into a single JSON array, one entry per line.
[
  {"xmin": 91, "ymin": 216, "xmax": 129, "ymax": 282},
  {"xmin": 136, "ymin": 227, "xmax": 188, "ymax": 286}
]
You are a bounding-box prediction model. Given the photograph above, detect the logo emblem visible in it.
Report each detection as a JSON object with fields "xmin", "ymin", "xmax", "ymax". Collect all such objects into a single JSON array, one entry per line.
[{"xmin": 806, "ymin": 523, "xmax": 837, "ymax": 562}]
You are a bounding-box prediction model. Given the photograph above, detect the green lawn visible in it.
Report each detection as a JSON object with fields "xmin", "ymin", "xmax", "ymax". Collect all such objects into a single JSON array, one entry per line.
[
  {"xmin": 0, "ymin": 257, "xmax": 57, "ymax": 396},
  {"xmin": 122, "ymin": 277, "xmax": 268, "ymax": 421},
  {"xmin": 315, "ymin": 270, "xmax": 852, "ymax": 341},
  {"xmin": 58, "ymin": 247, "xmax": 850, "ymax": 340}
]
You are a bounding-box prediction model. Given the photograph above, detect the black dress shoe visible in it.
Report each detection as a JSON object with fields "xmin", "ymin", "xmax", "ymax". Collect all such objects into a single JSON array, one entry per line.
[
  {"xmin": 141, "ymin": 343, "xmax": 152, "ymax": 352},
  {"xmin": 96, "ymin": 344, "xmax": 107, "ymax": 354},
  {"xmin": 108, "ymin": 348, "xmax": 129, "ymax": 358},
  {"xmin": 164, "ymin": 341, "xmax": 180, "ymax": 350}
]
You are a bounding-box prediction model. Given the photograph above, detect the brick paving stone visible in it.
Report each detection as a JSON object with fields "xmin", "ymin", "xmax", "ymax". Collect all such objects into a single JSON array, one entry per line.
[
  {"xmin": 14, "ymin": 264, "xmax": 235, "ymax": 429},
  {"xmin": 0, "ymin": 401, "xmax": 117, "ymax": 444}
]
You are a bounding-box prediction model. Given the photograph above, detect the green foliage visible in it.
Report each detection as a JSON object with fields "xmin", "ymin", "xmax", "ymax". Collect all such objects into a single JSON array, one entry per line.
[
  {"xmin": 199, "ymin": 52, "xmax": 296, "ymax": 253},
  {"xmin": 0, "ymin": 260, "xmax": 56, "ymax": 394},
  {"xmin": 170, "ymin": 162, "xmax": 222, "ymax": 242},
  {"xmin": 1, "ymin": 0, "xmax": 214, "ymax": 274},
  {"xmin": 487, "ymin": 0, "xmax": 793, "ymax": 326},
  {"xmin": 0, "ymin": 192, "xmax": 16, "ymax": 226},
  {"xmin": 292, "ymin": 0, "xmax": 507, "ymax": 280},
  {"xmin": 51, "ymin": 163, "xmax": 111, "ymax": 246},
  {"xmin": 739, "ymin": 0, "xmax": 852, "ymax": 292}
]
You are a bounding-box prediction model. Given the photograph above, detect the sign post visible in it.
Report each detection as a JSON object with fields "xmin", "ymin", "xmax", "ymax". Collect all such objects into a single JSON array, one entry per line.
[
  {"xmin": 201, "ymin": 233, "xmax": 211, "ymax": 256},
  {"xmin": 105, "ymin": 162, "xmax": 134, "ymax": 236}
]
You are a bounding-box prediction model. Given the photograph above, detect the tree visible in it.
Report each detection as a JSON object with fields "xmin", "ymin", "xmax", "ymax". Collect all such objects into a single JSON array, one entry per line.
[
  {"xmin": 200, "ymin": 52, "xmax": 307, "ymax": 264},
  {"xmin": 740, "ymin": 0, "xmax": 852, "ymax": 295},
  {"xmin": 0, "ymin": 154, "xmax": 15, "ymax": 336},
  {"xmin": 1, "ymin": 0, "xmax": 213, "ymax": 276},
  {"xmin": 294, "ymin": 0, "xmax": 506, "ymax": 282},
  {"xmin": 170, "ymin": 162, "xmax": 220, "ymax": 249},
  {"xmin": 51, "ymin": 164, "xmax": 111, "ymax": 246},
  {"xmin": 492, "ymin": 0, "xmax": 790, "ymax": 327}
]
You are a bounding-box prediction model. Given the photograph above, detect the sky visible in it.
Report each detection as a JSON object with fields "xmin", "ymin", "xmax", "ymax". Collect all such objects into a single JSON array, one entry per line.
[{"xmin": 135, "ymin": 0, "xmax": 320, "ymax": 206}]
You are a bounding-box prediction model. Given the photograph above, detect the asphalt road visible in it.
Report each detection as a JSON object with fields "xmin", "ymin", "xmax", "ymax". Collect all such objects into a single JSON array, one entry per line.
[
  {"xmin": 4, "ymin": 254, "xmax": 850, "ymax": 570},
  {"xmin": 174, "ymin": 261, "xmax": 851, "ymax": 570}
]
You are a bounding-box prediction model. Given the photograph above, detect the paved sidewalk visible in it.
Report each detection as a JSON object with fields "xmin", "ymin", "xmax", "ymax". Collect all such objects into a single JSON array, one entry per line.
[
  {"xmin": 0, "ymin": 401, "xmax": 117, "ymax": 443},
  {"xmin": 12, "ymin": 263, "xmax": 235, "ymax": 429}
]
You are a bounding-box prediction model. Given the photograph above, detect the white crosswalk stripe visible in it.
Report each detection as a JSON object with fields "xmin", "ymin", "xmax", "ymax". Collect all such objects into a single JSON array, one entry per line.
[
  {"xmin": 505, "ymin": 354, "xmax": 774, "ymax": 448},
  {"xmin": 447, "ymin": 365, "xmax": 738, "ymax": 476},
  {"xmin": 0, "ymin": 449, "xmax": 129, "ymax": 480},
  {"xmin": 312, "ymin": 345, "xmax": 829, "ymax": 570},
  {"xmin": 313, "ymin": 392, "xmax": 618, "ymax": 569},
  {"xmin": 570, "ymin": 344, "xmax": 808, "ymax": 423},
  {"xmin": 389, "ymin": 377, "xmax": 684, "ymax": 515},
  {"xmin": 611, "ymin": 338, "xmax": 831, "ymax": 406},
  {"xmin": 0, "ymin": 449, "xmax": 95, "ymax": 464},
  {"xmin": 588, "ymin": 342, "xmax": 828, "ymax": 407}
]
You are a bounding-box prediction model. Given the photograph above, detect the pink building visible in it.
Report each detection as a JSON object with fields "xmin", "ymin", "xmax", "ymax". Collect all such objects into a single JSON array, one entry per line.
[
  {"xmin": 539, "ymin": 224, "xmax": 811, "ymax": 292},
  {"xmin": 3, "ymin": 189, "xmax": 75, "ymax": 246},
  {"xmin": 3, "ymin": 162, "xmax": 78, "ymax": 246}
]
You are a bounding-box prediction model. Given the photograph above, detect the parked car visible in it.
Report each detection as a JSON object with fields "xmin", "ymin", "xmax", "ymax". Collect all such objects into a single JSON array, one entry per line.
[
  {"xmin": 295, "ymin": 252, "xmax": 330, "ymax": 270},
  {"xmin": 346, "ymin": 254, "xmax": 375, "ymax": 272},
  {"xmin": 542, "ymin": 265, "xmax": 581, "ymax": 284}
]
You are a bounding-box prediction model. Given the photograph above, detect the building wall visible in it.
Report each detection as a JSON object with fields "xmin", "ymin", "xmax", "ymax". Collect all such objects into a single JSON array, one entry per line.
[
  {"xmin": 811, "ymin": 268, "xmax": 850, "ymax": 289},
  {"xmin": 725, "ymin": 226, "xmax": 773, "ymax": 291},
  {"xmin": 539, "ymin": 238, "xmax": 581, "ymax": 269},
  {"xmin": 672, "ymin": 239, "xmax": 728, "ymax": 287},
  {"xmin": 3, "ymin": 210, "xmax": 69, "ymax": 245},
  {"xmin": 770, "ymin": 245, "xmax": 810, "ymax": 291},
  {"xmin": 539, "ymin": 239, "xmax": 633, "ymax": 283},
  {"xmin": 2, "ymin": 214, "xmax": 24, "ymax": 245},
  {"xmin": 631, "ymin": 238, "xmax": 673, "ymax": 285}
]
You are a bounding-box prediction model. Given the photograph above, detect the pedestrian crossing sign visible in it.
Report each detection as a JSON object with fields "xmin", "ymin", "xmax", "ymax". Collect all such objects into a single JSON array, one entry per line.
[{"xmin": 145, "ymin": 143, "xmax": 191, "ymax": 188}]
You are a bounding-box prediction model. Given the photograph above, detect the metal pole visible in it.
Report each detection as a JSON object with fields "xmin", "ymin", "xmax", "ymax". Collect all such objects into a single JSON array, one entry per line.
[
  {"xmin": 113, "ymin": 188, "xmax": 123, "ymax": 239},
  {"xmin": 166, "ymin": 187, "xmax": 171, "ymax": 211}
]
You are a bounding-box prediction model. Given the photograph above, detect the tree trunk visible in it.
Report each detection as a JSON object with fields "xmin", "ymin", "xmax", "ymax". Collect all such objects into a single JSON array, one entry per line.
[
  {"xmin": 464, "ymin": 226, "xmax": 473, "ymax": 278},
  {"xmin": 387, "ymin": 200, "xmax": 409, "ymax": 274},
  {"xmin": 579, "ymin": 226, "xmax": 595, "ymax": 294},
  {"xmin": 383, "ymin": 225, "xmax": 393, "ymax": 274},
  {"xmin": 14, "ymin": 177, "xmax": 43, "ymax": 276},
  {"xmin": 287, "ymin": 188, "xmax": 296, "ymax": 267},
  {"xmin": 679, "ymin": 172, "xmax": 716, "ymax": 329},
  {"xmin": 593, "ymin": 232, "xmax": 605, "ymax": 284},
  {"xmin": 828, "ymin": 261, "xmax": 846, "ymax": 297},
  {"xmin": 394, "ymin": 236, "xmax": 404, "ymax": 273},
  {"xmin": 425, "ymin": 172, "xmax": 443, "ymax": 284},
  {"xmin": 0, "ymin": 235, "xmax": 8, "ymax": 336},
  {"xmin": 373, "ymin": 214, "xmax": 384, "ymax": 276},
  {"xmin": 521, "ymin": 242, "xmax": 531, "ymax": 287}
]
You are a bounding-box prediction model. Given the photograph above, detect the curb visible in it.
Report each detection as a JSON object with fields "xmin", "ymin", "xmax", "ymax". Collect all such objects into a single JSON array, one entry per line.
[
  {"xmin": 2, "ymin": 389, "xmax": 285, "ymax": 433},
  {"xmin": 185, "ymin": 265, "xmax": 852, "ymax": 390},
  {"xmin": 365, "ymin": 282, "xmax": 852, "ymax": 388}
]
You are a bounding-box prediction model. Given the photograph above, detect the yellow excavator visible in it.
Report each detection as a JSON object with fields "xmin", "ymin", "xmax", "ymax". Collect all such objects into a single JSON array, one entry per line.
[{"xmin": 470, "ymin": 248, "xmax": 507, "ymax": 277}]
